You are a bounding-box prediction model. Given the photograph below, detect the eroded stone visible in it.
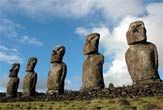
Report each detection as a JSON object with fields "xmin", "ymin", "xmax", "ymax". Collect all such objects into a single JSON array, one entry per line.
[
  {"xmin": 125, "ymin": 21, "xmax": 161, "ymax": 85},
  {"xmin": 6, "ymin": 63, "xmax": 20, "ymax": 97},
  {"xmin": 47, "ymin": 62, "xmax": 67, "ymax": 94},
  {"xmin": 51, "ymin": 45, "xmax": 65, "ymax": 63},
  {"xmin": 23, "ymin": 57, "xmax": 37, "ymax": 96},
  {"xmin": 126, "ymin": 21, "xmax": 147, "ymax": 45},
  {"xmin": 83, "ymin": 33, "xmax": 100, "ymax": 55},
  {"xmin": 82, "ymin": 54, "xmax": 105, "ymax": 90},
  {"xmin": 47, "ymin": 45, "xmax": 67, "ymax": 94},
  {"xmin": 82, "ymin": 33, "xmax": 104, "ymax": 90}
]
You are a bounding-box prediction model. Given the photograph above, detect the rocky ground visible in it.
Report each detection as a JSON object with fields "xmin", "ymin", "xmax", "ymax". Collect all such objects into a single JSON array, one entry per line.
[
  {"xmin": 0, "ymin": 82, "xmax": 162, "ymax": 109},
  {"xmin": 0, "ymin": 96, "xmax": 162, "ymax": 110},
  {"xmin": 0, "ymin": 82, "xmax": 163, "ymax": 102}
]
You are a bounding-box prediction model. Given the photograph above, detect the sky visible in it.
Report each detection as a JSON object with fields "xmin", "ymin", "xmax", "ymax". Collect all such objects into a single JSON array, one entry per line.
[{"xmin": 0, "ymin": 0, "xmax": 163, "ymax": 92}]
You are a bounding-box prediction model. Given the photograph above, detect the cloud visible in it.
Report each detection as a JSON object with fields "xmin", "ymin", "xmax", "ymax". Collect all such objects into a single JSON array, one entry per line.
[
  {"xmin": 0, "ymin": 45, "xmax": 18, "ymax": 52},
  {"xmin": 0, "ymin": 0, "xmax": 144, "ymax": 20},
  {"xmin": 0, "ymin": 74, "xmax": 9, "ymax": 92},
  {"xmin": 75, "ymin": 27, "xmax": 89, "ymax": 37},
  {"xmin": 0, "ymin": 0, "xmax": 96, "ymax": 19},
  {"xmin": 75, "ymin": 2, "xmax": 163, "ymax": 87},
  {"xmin": 0, "ymin": 17, "xmax": 43, "ymax": 46},
  {"xmin": 75, "ymin": 21, "xmax": 133, "ymax": 87},
  {"xmin": 20, "ymin": 35, "xmax": 43, "ymax": 46},
  {"xmin": 0, "ymin": 18, "xmax": 21, "ymax": 38},
  {"xmin": 65, "ymin": 79, "xmax": 72, "ymax": 90},
  {"xmin": 96, "ymin": 0, "xmax": 145, "ymax": 21},
  {"xmin": 0, "ymin": 45, "xmax": 23, "ymax": 64},
  {"xmin": 0, "ymin": 0, "xmax": 163, "ymax": 91},
  {"xmin": 143, "ymin": 3, "xmax": 163, "ymax": 70}
]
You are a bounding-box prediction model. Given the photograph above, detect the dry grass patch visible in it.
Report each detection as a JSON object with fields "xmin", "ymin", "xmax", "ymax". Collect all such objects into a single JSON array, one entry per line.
[{"xmin": 0, "ymin": 96, "xmax": 162, "ymax": 110}]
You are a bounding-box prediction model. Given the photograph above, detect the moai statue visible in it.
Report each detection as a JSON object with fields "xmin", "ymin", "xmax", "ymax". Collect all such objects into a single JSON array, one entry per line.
[
  {"xmin": 23, "ymin": 57, "xmax": 37, "ymax": 96},
  {"xmin": 125, "ymin": 21, "xmax": 161, "ymax": 85},
  {"xmin": 6, "ymin": 63, "xmax": 20, "ymax": 97},
  {"xmin": 47, "ymin": 45, "xmax": 67, "ymax": 94},
  {"xmin": 82, "ymin": 33, "xmax": 105, "ymax": 90}
]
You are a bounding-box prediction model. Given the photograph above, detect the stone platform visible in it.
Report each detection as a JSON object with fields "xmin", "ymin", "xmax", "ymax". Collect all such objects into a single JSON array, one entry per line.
[{"xmin": 0, "ymin": 82, "xmax": 162, "ymax": 102}]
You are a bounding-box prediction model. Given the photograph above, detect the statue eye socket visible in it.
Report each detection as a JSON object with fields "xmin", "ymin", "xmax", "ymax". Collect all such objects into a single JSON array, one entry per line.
[{"xmin": 133, "ymin": 28, "xmax": 138, "ymax": 33}]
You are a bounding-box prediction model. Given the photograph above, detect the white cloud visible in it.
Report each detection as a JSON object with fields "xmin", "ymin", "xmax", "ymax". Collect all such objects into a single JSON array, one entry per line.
[
  {"xmin": 0, "ymin": 74, "xmax": 9, "ymax": 92},
  {"xmin": 0, "ymin": 0, "xmax": 163, "ymax": 91},
  {"xmin": 75, "ymin": 22, "xmax": 133, "ymax": 87},
  {"xmin": 0, "ymin": 52, "xmax": 22, "ymax": 64},
  {"xmin": 75, "ymin": 2, "xmax": 163, "ymax": 87},
  {"xmin": 0, "ymin": 45, "xmax": 18, "ymax": 52},
  {"xmin": 0, "ymin": 45, "xmax": 23, "ymax": 64},
  {"xmin": 0, "ymin": 0, "xmax": 144, "ymax": 20},
  {"xmin": 143, "ymin": 3, "xmax": 163, "ymax": 70},
  {"xmin": 0, "ymin": 17, "xmax": 43, "ymax": 46},
  {"xmin": 96, "ymin": 0, "xmax": 145, "ymax": 20},
  {"xmin": 0, "ymin": 0, "xmax": 96, "ymax": 19},
  {"xmin": 20, "ymin": 35, "xmax": 43, "ymax": 46},
  {"xmin": 0, "ymin": 18, "xmax": 21, "ymax": 38},
  {"xmin": 75, "ymin": 27, "xmax": 89, "ymax": 37},
  {"xmin": 65, "ymin": 79, "xmax": 72, "ymax": 90}
]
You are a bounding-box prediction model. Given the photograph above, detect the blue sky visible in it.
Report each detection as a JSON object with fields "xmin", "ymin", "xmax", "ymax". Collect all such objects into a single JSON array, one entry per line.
[{"xmin": 0, "ymin": 0, "xmax": 163, "ymax": 92}]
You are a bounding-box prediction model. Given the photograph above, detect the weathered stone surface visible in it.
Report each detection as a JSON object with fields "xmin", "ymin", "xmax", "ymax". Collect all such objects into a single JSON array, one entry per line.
[
  {"xmin": 1, "ymin": 82, "xmax": 163, "ymax": 102},
  {"xmin": 47, "ymin": 45, "xmax": 67, "ymax": 94},
  {"xmin": 82, "ymin": 33, "xmax": 104, "ymax": 90},
  {"xmin": 6, "ymin": 63, "xmax": 20, "ymax": 97},
  {"xmin": 126, "ymin": 21, "xmax": 147, "ymax": 45},
  {"xmin": 125, "ymin": 21, "xmax": 161, "ymax": 85},
  {"xmin": 82, "ymin": 53, "xmax": 104, "ymax": 90},
  {"xmin": 51, "ymin": 45, "xmax": 65, "ymax": 63},
  {"xmin": 109, "ymin": 83, "xmax": 114, "ymax": 89},
  {"xmin": 83, "ymin": 33, "xmax": 100, "ymax": 55},
  {"xmin": 23, "ymin": 57, "xmax": 37, "ymax": 96},
  {"xmin": 47, "ymin": 62, "xmax": 67, "ymax": 94}
]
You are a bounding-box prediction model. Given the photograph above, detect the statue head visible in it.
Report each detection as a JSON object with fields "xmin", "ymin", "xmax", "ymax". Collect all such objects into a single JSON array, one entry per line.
[
  {"xmin": 126, "ymin": 21, "xmax": 147, "ymax": 45},
  {"xmin": 51, "ymin": 45, "xmax": 65, "ymax": 63},
  {"xmin": 9, "ymin": 63, "xmax": 20, "ymax": 77},
  {"xmin": 83, "ymin": 33, "xmax": 100, "ymax": 55},
  {"xmin": 26, "ymin": 57, "xmax": 37, "ymax": 72}
]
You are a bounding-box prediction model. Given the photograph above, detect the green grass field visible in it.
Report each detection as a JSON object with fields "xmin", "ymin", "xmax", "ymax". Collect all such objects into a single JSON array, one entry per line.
[{"xmin": 0, "ymin": 96, "xmax": 162, "ymax": 110}]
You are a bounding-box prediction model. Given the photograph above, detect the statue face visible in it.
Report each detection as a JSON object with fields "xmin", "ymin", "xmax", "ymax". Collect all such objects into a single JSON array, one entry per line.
[
  {"xmin": 9, "ymin": 63, "xmax": 20, "ymax": 77},
  {"xmin": 83, "ymin": 33, "xmax": 100, "ymax": 55},
  {"xmin": 126, "ymin": 21, "xmax": 147, "ymax": 45},
  {"xmin": 51, "ymin": 46, "xmax": 65, "ymax": 63},
  {"xmin": 26, "ymin": 57, "xmax": 37, "ymax": 72}
]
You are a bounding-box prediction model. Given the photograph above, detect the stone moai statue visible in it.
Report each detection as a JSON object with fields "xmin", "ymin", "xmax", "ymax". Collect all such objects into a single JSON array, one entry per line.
[
  {"xmin": 125, "ymin": 21, "xmax": 161, "ymax": 85},
  {"xmin": 82, "ymin": 33, "xmax": 105, "ymax": 90},
  {"xmin": 6, "ymin": 63, "xmax": 20, "ymax": 97},
  {"xmin": 47, "ymin": 45, "xmax": 67, "ymax": 94},
  {"xmin": 23, "ymin": 57, "xmax": 37, "ymax": 96}
]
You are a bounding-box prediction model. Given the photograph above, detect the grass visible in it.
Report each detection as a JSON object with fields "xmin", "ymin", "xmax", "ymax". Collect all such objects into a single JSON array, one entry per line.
[{"xmin": 0, "ymin": 96, "xmax": 162, "ymax": 110}]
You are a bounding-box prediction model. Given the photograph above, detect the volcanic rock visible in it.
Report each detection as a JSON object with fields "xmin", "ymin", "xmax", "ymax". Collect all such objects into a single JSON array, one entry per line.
[
  {"xmin": 23, "ymin": 57, "xmax": 37, "ymax": 96},
  {"xmin": 6, "ymin": 63, "xmax": 20, "ymax": 97}
]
